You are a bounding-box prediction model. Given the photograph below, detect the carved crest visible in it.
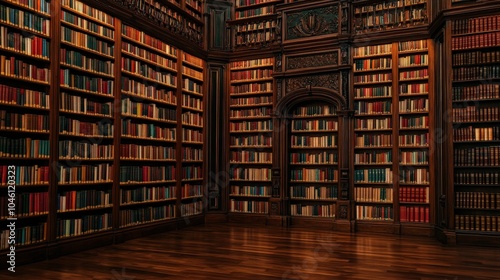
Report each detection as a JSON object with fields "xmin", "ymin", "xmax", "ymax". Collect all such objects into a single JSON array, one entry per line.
[
  {"xmin": 286, "ymin": 5, "xmax": 339, "ymax": 40},
  {"xmin": 292, "ymin": 14, "xmax": 330, "ymax": 38}
]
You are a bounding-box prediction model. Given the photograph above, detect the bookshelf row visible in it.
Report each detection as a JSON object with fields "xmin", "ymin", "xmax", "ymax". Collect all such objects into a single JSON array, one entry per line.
[
  {"xmin": 0, "ymin": 0, "xmax": 205, "ymax": 251},
  {"xmin": 451, "ymin": 14, "xmax": 500, "ymax": 233}
]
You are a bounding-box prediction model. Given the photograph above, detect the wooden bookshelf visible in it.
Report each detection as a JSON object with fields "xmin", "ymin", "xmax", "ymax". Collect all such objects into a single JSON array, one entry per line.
[
  {"xmin": 352, "ymin": 40, "xmax": 434, "ymax": 231},
  {"xmin": 353, "ymin": 0, "xmax": 429, "ymax": 34},
  {"xmin": 228, "ymin": 57, "xmax": 274, "ymax": 214},
  {"xmin": 0, "ymin": 0, "xmax": 52, "ymax": 250},
  {"xmin": 288, "ymin": 103, "xmax": 339, "ymax": 218},
  {"xmin": 451, "ymin": 15, "xmax": 500, "ymax": 234}
]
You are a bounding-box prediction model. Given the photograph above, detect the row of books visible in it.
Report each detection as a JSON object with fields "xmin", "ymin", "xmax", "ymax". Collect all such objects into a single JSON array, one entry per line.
[
  {"xmin": 291, "ymin": 204, "xmax": 335, "ymax": 217},
  {"xmin": 58, "ymin": 163, "xmax": 112, "ymax": 184},
  {"xmin": 58, "ymin": 190, "xmax": 111, "ymax": 212},
  {"xmin": 230, "ymin": 58, "xmax": 273, "ymax": 69},
  {"xmin": 61, "ymin": 49, "xmax": 114, "ymax": 75},
  {"xmin": 455, "ymin": 215, "xmax": 500, "ymax": 232},
  {"xmin": 452, "ymin": 84, "xmax": 500, "ymax": 101},
  {"xmin": 0, "ymin": 223, "xmax": 46, "ymax": 250},
  {"xmin": 182, "ymin": 66, "xmax": 202, "ymax": 80},
  {"xmin": 11, "ymin": 0, "xmax": 51, "ymax": 15},
  {"xmin": 452, "ymin": 50, "xmax": 500, "ymax": 66},
  {"xmin": 353, "ymin": 44, "xmax": 392, "ymax": 57},
  {"xmin": 235, "ymin": 0, "xmax": 277, "ymax": 8},
  {"xmin": 231, "ymin": 185, "xmax": 270, "ymax": 197},
  {"xmin": 230, "ymin": 200, "xmax": 268, "ymax": 213},
  {"xmin": 180, "ymin": 200, "xmax": 203, "ymax": 216},
  {"xmin": 452, "ymin": 15, "xmax": 500, "ymax": 35},
  {"xmin": 454, "ymin": 146, "xmax": 500, "ymax": 166},
  {"xmin": 454, "ymin": 171, "xmax": 500, "ymax": 185},
  {"xmin": 400, "ymin": 186, "xmax": 429, "ymax": 203},
  {"xmin": 182, "ymin": 147, "xmax": 202, "ymax": 161},
  {"xmin": 230, "ymin": 82, "xmax": 273, "ymax": 94},
  {"xmin": 230, "ymin": 107, "xmax": 272, "ymax": 118},
  {"xmin": 355, "ymin": 205, "xmax": 393, "ymax": 220},
  {"xmin": 398, "ymin": 39, "xmax": 428, "ymax": 51},
  {"xmin": 60, "ymin": 141, "xmax": 112, "ymax": 160},
  {"xmin": 181, "ymin": 111, "xmax": 203, "ymax": 127},
  {"xmin": 230, "ymin": 151, "xmax": 272, "ymax": 163},
  {"xmin": 121, "ymin": 98, "xmax": 177, "ymax": 122},
  {"xmin": 400, "ymin": 206, "xmax": 429, "ymax": 223},
  {"xmin": 354, "ymin": 8, "xmax": 427, "ymax": 32},
  {"xmin": 181, "ymin": 128, "xmax": 203, "ymax": 142},
  {"xmin": 400, "ymin": 69, "xmax": 428, "ymax": 80},
  {"xmin": 183, "ymin": 78, "xmax": 202, "ymax": 94},
  {"xmin": 57, "ymin": 214, "xmax": 112, "ymax": 238},
  {"xmin": 355, "ymin": 151, "xmax": 392, "ymax": 164},
  {"xmin": 61, "ymin": 26, "xmax": 114, "ymax": 57},
  {"xmin": 119, "ymin": 165, "xmax": 176, "ymax": 183},
  {"xmin": 399, "ymin": 168, "xmax": 429, "ymax": 184},
  {"xmin": 290, "ymin": 186, "xmax": 337, "ymax": 200},
  {"xmin": 289, "ymin": 168, "xmax": 338, "ymax": 182},
  {"xmin": 229, "ymin": 120, "xmax": 272, "ymax": 131},
  {"xmin": 235, "ymin": 30, "xmax": 275, "ymax": 46},
  {"xmin": 120, "ymin": 144, "xmax": 175, "ymax": 160},
  {"xmin": 0, "ymin": 191, "xmax": 48, "ymax": 217},
  {"xmin": 355, "ymin": 118, "xmax": 392, "ymax": 130},
  {"xmin": 62, "ymin": 0, "xmax": 114, "ymax": 26},
  {"xmin": 0, "ymin": 165, "xmax": 49, "ymax": 185},
  {"xmin": 400, "ymin": 83, "xmax": 429, "ymax": 95},
  {"xmin": 290, "ymin": 151, "xmax": 338, "ymax": 165},
  {"xmin": 355, "ymin": 168, "xmax": 393, "ymax": 183},
  {"xmin": 121, "ymin": 25, "xmax": 177, "ymax": 55},
  {"xmin": 235, "ymin": 6, "xmax": 274, "ymax": 20},
  {"xmin": 399, "ymin": 115, "xmax": 429, "ymax": 128},
  {"xmin": 290, "ymin": 135, "xmax": 337, "ymax": 148},
  {"xmin": 453, "ymin": 126, "xmax": 499, "ymax": 141},
  {"xmin": 291, "ymin": 120, "xmax": 338, "ymax": 131},
  {"xmin": 456, "ymin": 192, "xmax": 500, "ymax": 209},
  {"xmin": 182, "ymin": 94, "xmax": 202, "ymax": 110},
  {"xmin": 355, "ymin": 100, "xmax": 392, "ymax": 114},
  {"xmin": 0, "ymin": 27, "xmax": 50, "ymax": 58},
  {"xmin": 355, "ymin": 134, "xmax": 392, "ymax": 147},
  {"xmin": 122, "ymin": 79, "xmax": 176, "ymax": 104},
  {"xmin": 60, "ymin": 92, "xmax": 112, "ymax": 117},
  {"xmin": 61, "ymin": 10, "xmax": 113, "ymax": 38},
  {"xmin": 121, "ymin": 120, "xmax": 176, "ymax": 140},
  {"xmin": 355, "ymin": 0, "xmax": 427, "ymax": 13},
  {"xmin": 230, "ymin": 69, "xmax": 272, "ymax": 81},
  {"xmin": 0, "ymin": 84, "xmax": 49, "ymax": 108},
  {"xmin": 122, "ymin": 59, "xmax": 177, "ymax": 86},
  {"xmin": 121, "ymin": 43, "xmax": 177, "ymax": 69},
  {"xmin": 182, "ymin": 166, "xmax": 202, "ymax": 180},
  {"xmin": 229, "ymin": 167, "xmax": 271, "ymax": 181},
  {"xmin": 0, "ymin": 137, "xmax": 49, "ymax": 158},
  {"xmin": 292, "ymin": 105, "xmax": 336, "ymax": 117},
  {"xmin": 452, "ymin": 32, "xmax": 500, "ymax": 50},
  {"xmin": 400, "ymin": 150, "xmax": 429, "ymax": 164},
  {"xmin": 355, "ymin": 187, "xmax": 393, "ymax": 202},
  {"xmin": 398, "ymin": 54, "xmax": 428, "ymax": 67},
  {"xmin": 59, "ymin": 116, "xmax": 113, "ymax": 137},
  {"xmin": 399, "ymin": 98, "xmax": 429, "ymax": 113},
  {"xmin": 121, "ymin": 186, "xmax": 176, "ymax": 204},
  {"xmin": 230, "ymin": 96, "xmax": 272, "ymax": 106},
  {"xmin": 230, "ymin": 135, "xmax": 272, "ymax": 147},
  {"xmin": 1, "ymin": 55, "xmax": 50, "ymax": 82},
  {"xmin": 60, "ymin": 71, "xmax": 114, "ymax": 95},
  {"xmin": 453, "ymin": 66, "xmax": 500, "ymax": 81},
  {"xmin": 354, "ymin": 58, "xmax": 392, "ymax": 71},
  {"xmin": 354, "ymin": 73, "xmax": 392, "ymax": 84},
  {"xmin": 234, "ymin": 21, "xmax": 276, "ymax": 33},
  {"xmin": 181, "ymin": 184, "xmax": 202, "ymax": 198},
  {"xmin": 120, "ymin": 205, "xmax": 174, "ymax": 227}
]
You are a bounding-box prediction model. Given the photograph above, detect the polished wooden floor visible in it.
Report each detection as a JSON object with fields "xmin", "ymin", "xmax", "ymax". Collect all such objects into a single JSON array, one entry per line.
[{"xmin": 1, "ymin": 223, "xmax": 500, "ymax": 279}]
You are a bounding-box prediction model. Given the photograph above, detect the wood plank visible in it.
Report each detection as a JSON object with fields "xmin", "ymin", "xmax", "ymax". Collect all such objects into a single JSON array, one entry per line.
[{"xmin": 1, "ymin": 223, "xmax": 500, "ymax": 279}]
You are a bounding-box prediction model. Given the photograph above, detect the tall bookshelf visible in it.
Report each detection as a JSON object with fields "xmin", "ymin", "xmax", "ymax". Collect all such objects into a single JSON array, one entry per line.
[
  {"xmin": 228, "ymin": 57, "xmax": 274, "ymax": 215},
  {"xmin": 288, "ymin": 103, "xmax": 338, "ymax": 219},
  {"xmin": 352, "ymin": 40, "xmax": 434, "ymax": 231},
  {"xmin": 119, "ymin": 23, "xmax": 178, "ymax": 227},
  {"xmin": 56, "ymin": 0, "xmax": 115, "ymax": 239},
  {"xmin": 451, "ymin": 15, "xmax": 500, "ymax": 233},
  {"xmin": 397, "ymin": 39, "xmax": 432, "ymax": 225},
  {"xmin": 353, "ymin": 0, "xmax": 428, "ymax": 34},
  {"xmin": 180, "ymin": 52, "xmax": 204, "ymax": 217},
  {"xmin": 0, "ymin": 0, "xmax": 52, "ymax": 249},
  {"xmin": 353, "ymin": 43, "xmax": 395, "ymax": 223}
]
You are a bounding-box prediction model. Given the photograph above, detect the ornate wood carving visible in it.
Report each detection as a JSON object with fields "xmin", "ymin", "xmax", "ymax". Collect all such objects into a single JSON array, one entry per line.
[
  {"xmin": 271, "ymin": 202, "xmax": 280, "ymax": 215},
  {"xmin": 341, "ymin": 70, "xmax": 350, "ymax": 109},
  {"xmin": 341, "ymin": 1, "xmax": 349, "ymax": 33},
  {"xmin": 276, "ymin": 53, "xmax": 282, "ymax": 72},
  {"xmin": 340, "ymin": 44, "xmax": 349, "ymax": 65},
  {"xmin": 285, "ymin": 73, "xmax": 339, "ymax": 94},
  {"xmin": 286, "ymin": 52, "xmax": 338, "ymax": 71},
  {"xmin": 276, "ymin": 78, "xmax": 283, "ymax": 102},
  {"xmin": 286, "ymin": 5, "xmax": 339, "ymax": 40},
  {"xmin": 112, "ymin": 0, "xmax": 202, "ymax": 45},
  {"xmin": 339, "ymin": 204, "xmax": 348, "ymax": 220}
]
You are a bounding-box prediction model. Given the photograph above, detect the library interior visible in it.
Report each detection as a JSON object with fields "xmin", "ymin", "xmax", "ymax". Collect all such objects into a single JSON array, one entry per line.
[{"xmin": 1, "ymin": 0, "xmax": 500, "ymax": 278}]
